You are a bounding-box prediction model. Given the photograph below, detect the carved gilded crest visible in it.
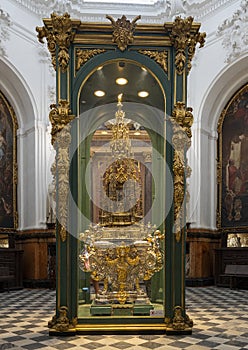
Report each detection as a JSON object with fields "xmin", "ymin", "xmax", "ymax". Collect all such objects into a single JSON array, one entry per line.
[{"xmin": 106, "ymin": 14, "xmax": 141, "ymax": 51}]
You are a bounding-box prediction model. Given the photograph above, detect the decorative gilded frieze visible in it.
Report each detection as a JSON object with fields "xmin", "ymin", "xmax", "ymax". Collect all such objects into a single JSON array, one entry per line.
[
  {"xmin": 49, "ymin": 100, "xmax": 75, "ymax": 242},
  {"xmin": 76, "ymin": 48, "xmax": 105, "ymax": 71},
  {"xmin": 166, "ymin": 16, "xmax": 205, "ymax": 74},
  {"xmin": 106, "ymin": 14, "xmax": 141, "ymax": 51},
  {"xmin": 171, "ymin": 102, "xmax": 193, "ymax": 242},
  {"xmin": 138, "ymin": 50, "xmax": 168, "ymax": 73},
  {"xmin": 36, "ymin": 12, "xmax": 80, "ymax": 72},
  {"xmin": 48, "ymin": 306, "xmax": 77, "ymax": 332}
]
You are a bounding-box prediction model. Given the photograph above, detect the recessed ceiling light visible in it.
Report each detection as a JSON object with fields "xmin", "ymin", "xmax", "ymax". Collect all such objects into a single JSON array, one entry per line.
[
  {"xmin": 138, "ymin": 91, "xmax": 149, "ymax": 98},
  {"xmin": 94, "ymin": 90, "xmax": 105, "ymax": 97},
  {"xmin": 116, "ymin": 77, "xmax": 128, "ymax": 85}
]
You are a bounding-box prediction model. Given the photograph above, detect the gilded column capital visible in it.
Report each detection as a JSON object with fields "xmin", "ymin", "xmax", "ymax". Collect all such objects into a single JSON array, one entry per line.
[
  {"xmin": 36, "ymin": 12, "xmax": 80, "ymax": 72},
  {"xmin": 165, "ymin": 16, "xmax": 206, "ymax": 75},
  {"xmin": 106, "ymin": 14, "xmax": 141, "ymax": 51},
  {"xmin": 49, "ymin": 100, "xmax": 75, "ymax": 145}
]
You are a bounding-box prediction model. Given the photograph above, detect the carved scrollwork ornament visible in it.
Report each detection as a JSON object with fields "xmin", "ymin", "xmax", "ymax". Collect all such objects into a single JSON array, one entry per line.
[
  {"xmin": 138, "ymin": 50, "xmax": 168, "ymax": 73},
  {"xmin": 76, "ymin": 49, "xmax": 106, "ymax": 71},
  {"xmin": 48, "ymin": 306, "xmax": 77, "ymax": 332},
  {"xmin": 36, "ymin": 12, "xmax": 80, "ymax": 72},
  {"xmin": 106, "ymin": 14, "xmax": 141, "ymax": 51},
  {"xmin": 171, "ymin": 102, "xmax": 194, "ymax": 242},
  {"xmin": 49, "ymin": 100, "xmax": 75, "ymax": 145},
  {"xmin": 49, "ymin": 100, "xmax": 75, "ymax": 242},
  {"xmin": 167, "ymin": 16, "xmax": 206, "ymax": 75},
  {"xmin": 165, "ymin": 306, "xmax": 193, "ymax": 331}
]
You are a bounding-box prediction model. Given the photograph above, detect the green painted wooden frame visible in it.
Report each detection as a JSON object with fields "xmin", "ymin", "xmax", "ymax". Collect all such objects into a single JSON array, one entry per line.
[{"xmin": 36, "ymin": 13, "xmax": 205, "ymax": 335}]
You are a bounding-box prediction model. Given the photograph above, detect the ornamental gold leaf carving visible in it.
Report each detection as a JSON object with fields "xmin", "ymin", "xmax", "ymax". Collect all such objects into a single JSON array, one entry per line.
[
  {"xmin": 49, "ymin": 100, "xmax": 75, "ymax": 145},
  {"xmin": 49, "ymin": 100, "xmax": 75, "ymax": 243},
  {"xmin": 36, "ymin": 12, "xmax": 79, "ymax": 72},
  {"xmin": 172, "ymin": 306, "xmax": 193, "ymax": 331},
  {"xmin": 48, "ymin": 306, "xmax": 76, "ymax": 332},
  {"xmin": 106, "ymin": 14, "xmax": 141, "ymax": 51},
  {"xmin": 76, "ymin": 49, "xmax": 105, "ymax": 71},
  {"xmin": 167, "ymin": 16, "xmax": 206, "ymax": 75},
  {"xmin": 171, "ymin": 102, "xmax": 194, "ymax": 242},
  {"xmin": 138, "ymin": 50, "xmax": 168, "ymax": 73}
]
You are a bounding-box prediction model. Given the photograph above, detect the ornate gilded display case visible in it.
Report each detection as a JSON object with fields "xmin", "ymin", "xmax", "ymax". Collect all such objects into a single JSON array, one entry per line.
[{"xmin": 36, "ymin": 13, "xmax": 205, "ymax": 335}]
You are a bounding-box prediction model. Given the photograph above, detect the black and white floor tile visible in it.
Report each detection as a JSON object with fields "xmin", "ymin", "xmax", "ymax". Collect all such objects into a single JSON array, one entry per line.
[{"xmin": 0, "ymin": 286, "xmax": 247, "ymax": 349}]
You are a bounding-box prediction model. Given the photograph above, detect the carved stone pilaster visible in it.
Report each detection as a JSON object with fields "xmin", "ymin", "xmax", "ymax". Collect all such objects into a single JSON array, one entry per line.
[
  {"xmin": 36, "ymin": 12, "xmax": 80, "ymax": 72},
  {"xmin": 166, "ymin": 16, "xmax": 205, "ymax": 74},
  {"xmin": 106, "ymin": 14, "xmax": 141, "ymax": 51},
  {"xmin": 171, "ymin": 102, "xmax": 193, "ymax": 242}
]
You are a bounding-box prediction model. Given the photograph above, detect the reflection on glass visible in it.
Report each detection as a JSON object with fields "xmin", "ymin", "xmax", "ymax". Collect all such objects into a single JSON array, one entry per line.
[{"xmin": 77, "ymin": 61, "xmax": 165, "ymax": 320}]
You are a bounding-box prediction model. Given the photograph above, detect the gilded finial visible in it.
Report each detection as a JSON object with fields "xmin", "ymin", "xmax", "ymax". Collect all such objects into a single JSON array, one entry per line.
[{"xmin": 118, "ymin": 93, "xmax": 123, "ymax": 104}]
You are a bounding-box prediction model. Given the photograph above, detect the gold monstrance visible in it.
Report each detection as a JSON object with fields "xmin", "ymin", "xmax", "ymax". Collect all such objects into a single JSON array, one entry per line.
[{"xmin": 79, "ymin": 95, "xmax": 164, "ymax": 315}]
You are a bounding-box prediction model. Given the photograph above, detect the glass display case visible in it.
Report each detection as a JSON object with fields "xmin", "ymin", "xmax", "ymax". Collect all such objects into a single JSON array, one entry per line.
[{"xmin": 36, "ymin": 12, "xmax": 205, "ymax": 335}]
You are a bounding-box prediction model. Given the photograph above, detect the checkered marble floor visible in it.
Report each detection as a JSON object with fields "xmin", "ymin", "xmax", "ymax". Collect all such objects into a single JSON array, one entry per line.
[{"xmin": 0, "ymin": 286, "xmax": 248, "ymax": 350}]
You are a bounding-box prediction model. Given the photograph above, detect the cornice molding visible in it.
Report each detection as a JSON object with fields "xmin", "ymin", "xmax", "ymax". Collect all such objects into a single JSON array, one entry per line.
[
  {"xmin": 217, "ymin": 0, "xmax": 248, "ymax": 63},
  {"xmin": 10, "ymin": 0, "xmax": 239, "ymax": 23}
]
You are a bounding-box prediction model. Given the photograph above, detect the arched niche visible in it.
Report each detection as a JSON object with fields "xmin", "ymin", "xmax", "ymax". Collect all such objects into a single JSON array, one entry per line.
[{"xmin": 36, "ymin": 12, "xmax": 205, "ymax": 335}]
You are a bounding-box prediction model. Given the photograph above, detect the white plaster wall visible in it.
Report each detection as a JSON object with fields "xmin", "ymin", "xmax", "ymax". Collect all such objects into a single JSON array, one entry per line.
[
  {"xmin": 1, "ymin": 0, "xmax": 55, "ymax": 230},
  {"xmin": 187, "ymin": 0, "xmax": 248, "ymax": 229},
  {"xmin": 1, "ymin": 0, "xmax": 246, "ymax": 231}
]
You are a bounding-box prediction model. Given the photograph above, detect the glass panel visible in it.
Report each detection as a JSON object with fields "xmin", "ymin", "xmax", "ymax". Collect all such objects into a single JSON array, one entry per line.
[{"xmin": 77, "ymin": 60, "xmax": 165, "ymax": 321}]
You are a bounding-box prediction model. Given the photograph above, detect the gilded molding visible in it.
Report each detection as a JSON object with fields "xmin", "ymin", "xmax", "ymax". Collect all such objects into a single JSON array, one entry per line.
[
  {"xmin": 49, "ymin": 100, "xmax": 75, "ymax": 242},
  {"xmin": 48, "ymin": 306, "xmax": 77, "ymax": 332},
  {"xmin": 106, "ymin": 14, "xmax": 141, "ymax": 51},
  {"xmin": 138, "ymin": 50, "xmax": 168, "ymax": 73},
  {"xmin": 171, "ymin": 102, "xmax": 193, "ymax": 242},
  {"xmin": 217, "ymin": 161, "xmax": 221, "ymax": 184},
  {"xmin": 36, "ymin": 12, "xmax": 80, "ymax": 72},
  {"xmin": 167, "ymin": 16, "xmax": 205, "ymax": 75},
  {"xmin": 76, "ymin": 48, "xmax": 105, "ymax": 71}
]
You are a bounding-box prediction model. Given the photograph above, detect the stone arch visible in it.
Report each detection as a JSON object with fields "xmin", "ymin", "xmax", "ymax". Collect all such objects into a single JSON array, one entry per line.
[
  {"xmin": 200, "ymin": 55, "xmax": 248, "ymax": 133},
  {"xmin": 0, "ymin": 58, "xmax": 37, "ymax": 130}
]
